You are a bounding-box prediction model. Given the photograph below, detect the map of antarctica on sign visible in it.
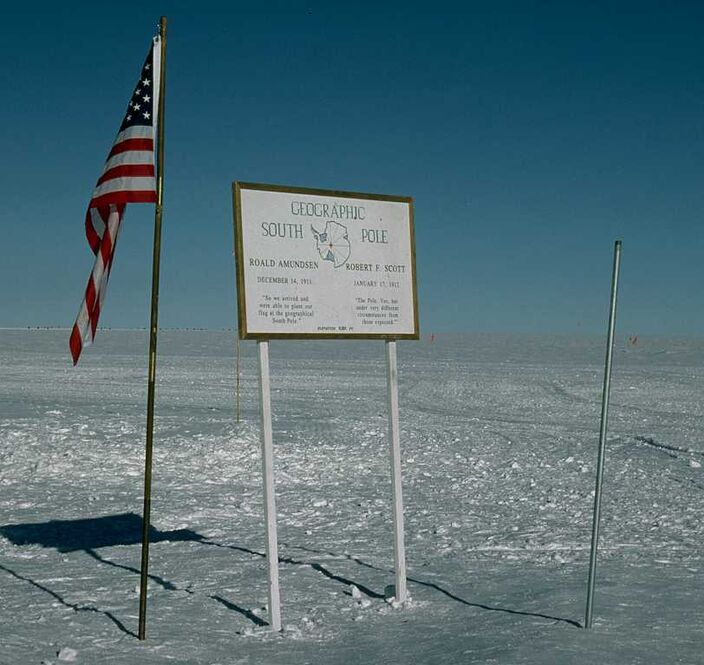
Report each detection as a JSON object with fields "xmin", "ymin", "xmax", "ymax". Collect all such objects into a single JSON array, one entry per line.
[{"xmin": 234, "ymin": 182, "xmax": 419, "ymax": 338}]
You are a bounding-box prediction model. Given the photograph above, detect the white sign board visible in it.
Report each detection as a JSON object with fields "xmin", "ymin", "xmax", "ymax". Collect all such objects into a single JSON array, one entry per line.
[{"xmin": 233, "ymin": 182, "xmax": 419, "ymax": 339}]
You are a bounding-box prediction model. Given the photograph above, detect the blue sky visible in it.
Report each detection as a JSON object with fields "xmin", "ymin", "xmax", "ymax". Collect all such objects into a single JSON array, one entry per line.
[{"xmin": 1, "ymin": 1, "xmax": 702, "ymax": 334}]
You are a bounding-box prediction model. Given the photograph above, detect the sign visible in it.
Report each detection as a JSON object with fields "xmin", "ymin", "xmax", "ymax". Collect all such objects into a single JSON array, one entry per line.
[{"xmin": 233, "ymin": 182, "xmax": 419, "ymax": 339}]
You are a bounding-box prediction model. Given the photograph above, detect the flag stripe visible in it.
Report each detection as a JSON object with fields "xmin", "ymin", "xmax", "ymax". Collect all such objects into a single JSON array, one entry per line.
[
  {"xmin": 92, "ymin": 176, "xmax": 156, "ymax": 198},
  {"xmin": 69, "ymin": 324, "xmax": 84, "ymax": 364},
  {"xmin": 114, "ymin": 125, "xmax": 154, "ymax": 143},
  {"xmin": 90, "ymin": 190, "xmax": 157, "ymax": 209},
  {"xmin": 96, "ymin": 164, "xmax": 155, "ymax": 186},
  {"xmin": 108, "ymin": 138, "xmax": 154, "ymax": 158},
  {"xmin": 85, "ymin": 209, "xmax": 103, "ymax": 255},
  {"xmin": 102, "ymin": 150, "xmax": 155, "ymax": 172}
]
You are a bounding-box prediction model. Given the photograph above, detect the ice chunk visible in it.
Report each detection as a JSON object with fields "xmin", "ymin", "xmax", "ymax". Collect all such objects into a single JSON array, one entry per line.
[{"xmin": 57, "ymin": 647, "xmax": 78, "ymax": 662}]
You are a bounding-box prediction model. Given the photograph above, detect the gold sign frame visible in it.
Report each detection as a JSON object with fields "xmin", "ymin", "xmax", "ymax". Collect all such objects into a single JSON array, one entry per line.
[{"xmin": 232, "ymin": 181, "xmax": 419, "ymax": 340}]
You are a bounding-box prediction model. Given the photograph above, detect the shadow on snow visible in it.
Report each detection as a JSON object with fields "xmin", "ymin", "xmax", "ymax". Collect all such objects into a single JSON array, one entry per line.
[
  {"xmin": 0, "ymin": 511, "xmax": 203, "ymax": 552},
  {"xmin": 281, "ymin": 542, "xmax": 582, "ymax": 629},
  {"xmin": 0, "ymin": 560, "xmax": 137, "ymax": 638},
  {"xmin": 0, "ymin": 513, "xmax": 254, "ymax": 634},
  {"xmin": 0, "ymin": 512, "xmax": 581, "ymax": 634}
]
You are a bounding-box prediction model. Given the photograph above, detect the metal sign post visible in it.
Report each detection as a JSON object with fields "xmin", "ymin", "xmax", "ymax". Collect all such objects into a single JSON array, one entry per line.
[
  {"xmin": 584, "ymin": 239, "xmax": 622, "ymax": 629},
  {"xmin": 386, "ymin": 340, "xmax": 407, "ymax": 602},
  {"xmin": 257, "ymin": 340, "xmax": 282, "ymax": 631},
  {"xmin": 236, "ymin": 337, "xmax": 241, "ymax": 423}
]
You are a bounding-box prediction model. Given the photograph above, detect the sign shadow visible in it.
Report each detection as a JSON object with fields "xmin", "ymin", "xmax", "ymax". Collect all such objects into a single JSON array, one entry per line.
[
  {"xmin": 0, "ymin": 512, "xmax": 203, "ymax": 552},
  {"xmin": 284, "ymin": 543, "xmax": 582, "ymax": 628}
]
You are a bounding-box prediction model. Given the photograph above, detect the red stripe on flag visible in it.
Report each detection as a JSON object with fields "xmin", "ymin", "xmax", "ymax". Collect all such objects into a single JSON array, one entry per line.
[
  {"xmin": 99, "ymin": 232, "xmax": 114, "ymax": 269},
  {"xmin": 96, "ymin": 164, "xmax": 155, "ymax": 186},
  {"xmin": 90, "ymin": 190, "xmax": 157, "ymax": 208},
  {"xmin": 85, "ymin": 274, "xmax": 97, "ymax": 314},
  {"xmin": 85, "ymin": 210, "xmax": 101, "ymax": 255},
  {"xmin": 108, "ymin": 138, "xmax": 154, "ymax": 157},
  {"xmin": 69, "ymin": 324, "xmax": 83, "ymax": 365},
  {"xmin": 90, "ymin": 301, "xmax": 101, "ymax": 338}
]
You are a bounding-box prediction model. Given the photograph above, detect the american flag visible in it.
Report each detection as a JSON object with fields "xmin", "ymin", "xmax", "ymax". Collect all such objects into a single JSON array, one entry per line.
[{"xmin": 70, "ymin": 36, "xmax": 161, "ymax": 365}]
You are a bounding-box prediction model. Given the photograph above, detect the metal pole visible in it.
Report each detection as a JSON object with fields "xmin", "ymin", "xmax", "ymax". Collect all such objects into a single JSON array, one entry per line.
[
  {"xmin": 258, "ymin": 340, "xmax": 282, "ymax": 630},
  {"xmin": 236, "ymin": 337, "xmax": 241, "ymax": 423},
  {"xmin": 138, "ymin": 15, "xmax": 167, "ymax": 642},
  {"xmin": 386, "ymin": 340, "xmax": 407, "ymax": 602},
  {"xmin": 585, "ymin": 240, "xmax": 622, "ymax": 630}
]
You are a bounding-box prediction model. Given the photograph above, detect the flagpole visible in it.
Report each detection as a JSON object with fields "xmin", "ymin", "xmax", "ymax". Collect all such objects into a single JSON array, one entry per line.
[
  {"xmin": 584, "ymin": 239, "xmax": 622, "ymax": 630},
  {"xmin": 138, "ymin": 15, "xmax": 167, "ymax": 642}
]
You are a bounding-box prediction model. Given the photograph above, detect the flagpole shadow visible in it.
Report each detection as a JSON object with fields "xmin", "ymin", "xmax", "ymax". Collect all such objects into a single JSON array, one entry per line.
[
  {"xmin": 0, "ymin": 561, "xmax": 136, "ymax": 638},
  {"xmin": 84, "ymin": 548, "xmax": 185, "ymax": 592}
]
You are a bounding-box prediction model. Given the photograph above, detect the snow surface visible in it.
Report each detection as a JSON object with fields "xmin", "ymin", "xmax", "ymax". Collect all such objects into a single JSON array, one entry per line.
[{"xmin": 1, "ymin": 330, "xmax": 703, "ymax": 664}]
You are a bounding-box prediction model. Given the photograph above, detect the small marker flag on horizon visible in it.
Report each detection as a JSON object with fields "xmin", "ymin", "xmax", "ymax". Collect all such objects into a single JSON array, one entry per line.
[{"xmin": 70, "ymin": 35, "xmax": 162, "ymax": 365}]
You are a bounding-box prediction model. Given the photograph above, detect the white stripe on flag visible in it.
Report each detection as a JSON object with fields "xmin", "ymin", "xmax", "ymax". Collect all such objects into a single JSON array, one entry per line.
[
  {"xmin": 91, "ymin": 176, "xmax": 156, "ymax": 199},
  {"xmin": 102, "ymin": 151, "xmax": 155, "ymax": 173},
  {"xmin": 113, "ymin": 124, "xmax": 155, "ymax": 144},
  {"xmin": 74, "ymin": 300, "xmax": 94, "ymax": 348},
  {"xmin": 89, "ymin": 207, "xmax": 106, "ymax": 237}
]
